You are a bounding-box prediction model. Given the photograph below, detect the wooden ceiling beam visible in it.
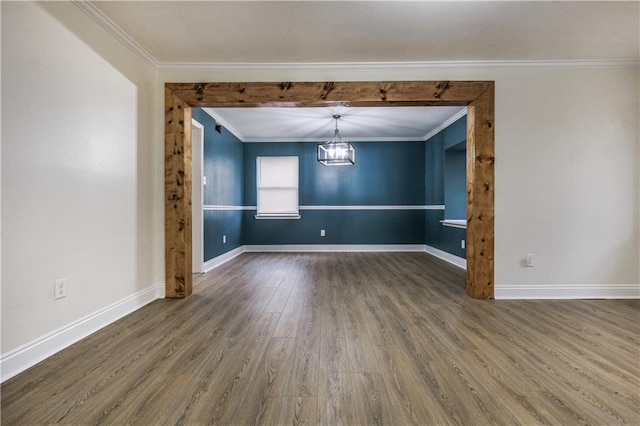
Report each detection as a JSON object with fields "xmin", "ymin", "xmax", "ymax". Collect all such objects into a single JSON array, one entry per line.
[{"xmin": 165, "ymin": 81, "xmax": 492, "ymax": 108}]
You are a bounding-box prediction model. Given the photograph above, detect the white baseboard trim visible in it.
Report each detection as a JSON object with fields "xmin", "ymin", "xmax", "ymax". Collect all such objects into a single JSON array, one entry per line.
[
  {"xmin": 1, "ymin": 283, "xmax": 165, "ymax": 383},
  {"xmin": 424, "ymin": 245, "xmax": 467, "ymax": 269},
  {"xmin": 495, "ymin": 284, "xmax": 640, "ymax": 300},
  {"xmin": 203, "ymin": 246, "xmax": 245, "ymax": 272},
  {"xmin": 244, "ymin": 244, "xmax": 427, "ymax": 253}
]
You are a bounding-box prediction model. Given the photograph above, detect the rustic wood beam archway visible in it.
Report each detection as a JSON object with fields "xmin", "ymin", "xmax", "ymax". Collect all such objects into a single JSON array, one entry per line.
[{"xmin": 165, "ymin": 81, "xmax": 495, "ymax": 299}]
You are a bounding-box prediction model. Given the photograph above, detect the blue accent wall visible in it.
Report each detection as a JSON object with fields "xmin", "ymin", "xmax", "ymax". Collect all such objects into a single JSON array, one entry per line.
[
  {"xmin": 243, "ymin": 210, "xmax": 425, "ymax": 245},
  {"xmin": 425, "ymin": 210, "xmax": 467, "ymax": 258},
  {"xmin": 244, "ymin": 142, "xmax": 425, "ymax": 206},
  {"xmin": 444, "ymin": 141, "xmax": 466, "ymax": 220},
  {"xmin": 425, "ymin": 115, "xmax": 467, "ymax": 258},
  {"xmin": 192, "ymin": 109, "xmax": 244, "ymax": 261},
  {"xmin": 193, "ymin": 109, "xmax": 467, "ymax": 260},
  {"xmin": 442, "ymin": 116, "xmax": 467, "ymax": 150},
  {"xmin": 425, "ymin": 133, "xmax": 444, "ymax": 205},
  {"xmin": 243, "ymin": 141, "xmax": 426, "ymax": 245}
]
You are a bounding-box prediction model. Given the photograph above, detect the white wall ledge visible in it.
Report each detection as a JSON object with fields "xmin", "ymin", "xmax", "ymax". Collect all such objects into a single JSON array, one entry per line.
[
  {"xmin": 254, "ymin": 214, "xmax": 301, "ymax": 220},
  {"xmin": 441, "ymin": 219, "xmax": 467, "ymax": 229}
]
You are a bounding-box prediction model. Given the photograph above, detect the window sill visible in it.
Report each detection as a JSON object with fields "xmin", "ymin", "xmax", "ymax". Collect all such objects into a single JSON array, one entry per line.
[
  {"xmin": 254, "ymin": 214, "xmax": 301, "ymax": 220},
  {"xmin": 441, "ymin": 219, "xmax": 467, "ymax": 229}
]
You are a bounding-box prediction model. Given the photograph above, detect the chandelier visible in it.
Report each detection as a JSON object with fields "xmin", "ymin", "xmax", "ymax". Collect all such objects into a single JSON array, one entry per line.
[{"xmin": 317, "ymin": 115, "xmax": 355, "ymax": 166}]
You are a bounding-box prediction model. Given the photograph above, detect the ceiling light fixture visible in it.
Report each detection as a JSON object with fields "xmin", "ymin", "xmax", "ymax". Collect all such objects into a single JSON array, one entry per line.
[{"xmin": 317, "ymin": 115, "xmax": 355, "ymax": 166}]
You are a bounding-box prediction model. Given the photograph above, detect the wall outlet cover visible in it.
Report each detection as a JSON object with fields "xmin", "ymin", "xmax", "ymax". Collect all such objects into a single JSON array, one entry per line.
[
  {"xmin": 54, "ymin": 278, "xmax": 67, "ymax": 299},
  {"xmin": 525, "ymin": 253, "xmax": 535, "ymax": 267}
]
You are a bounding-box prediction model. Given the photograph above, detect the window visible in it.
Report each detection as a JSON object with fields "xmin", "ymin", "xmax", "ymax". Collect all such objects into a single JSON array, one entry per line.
[{"xmin": 256, "ymin": 156, "xmax": 300, "ymax": 219}]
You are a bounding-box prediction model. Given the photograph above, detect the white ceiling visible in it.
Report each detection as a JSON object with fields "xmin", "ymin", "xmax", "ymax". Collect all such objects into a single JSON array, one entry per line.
[
  {"xmin": 86, "ymin": 1, "xmax": 638, "ymax": 141},
  {"xmin": 203, "ymin": 106, "xmax": 466, "ymax": 142},
  {"xmin": 92, "ymin": 1, "xmax": 639, "ymax": 64}
]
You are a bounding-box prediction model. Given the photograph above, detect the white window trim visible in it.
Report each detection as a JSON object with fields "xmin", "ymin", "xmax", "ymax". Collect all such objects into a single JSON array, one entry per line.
[{"xmin": 255, "ymin": 156, "xmax": 300, "ymax": 219}]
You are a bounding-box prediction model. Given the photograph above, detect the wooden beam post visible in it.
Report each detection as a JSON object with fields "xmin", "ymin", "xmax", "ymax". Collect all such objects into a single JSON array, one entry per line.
[
  {"xmin": 466, "ymin": 84, "xmax": 495, "ymax": 298},
  {"xmin": 165, "ymin": 87, "xmax": 193, "ymax": 298}
]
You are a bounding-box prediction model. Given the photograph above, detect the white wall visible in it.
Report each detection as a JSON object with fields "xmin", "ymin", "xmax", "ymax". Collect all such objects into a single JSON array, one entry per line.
[
  {"xmin": 1, "ymin": 2, "xmax": 160, "ymax": 379},
  {"xmin": 158, "ymin": 63, "xmax": 639, "ymax": 298},
  {"xmin": 494, "ymin": 68, "xmax": 639, "ymax": 297}
]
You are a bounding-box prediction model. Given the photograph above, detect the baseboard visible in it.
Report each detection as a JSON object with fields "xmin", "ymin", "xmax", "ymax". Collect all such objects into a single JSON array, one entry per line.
[
  {"xmin": 244, "ymin": 244, "xmax": 427, "ymax": 252},
  {"xmin": 1, "ymin": 283, "xmax": 165, "ymax": 383},
  {"xmin": 424, "ymin": 245, "xmax": 467, "ymax": 269},
  {"xmin": 203, "ymin": 246, "xmax": 245, "ymax": 272},
  {"xmin": 495, "ymin": 284, "xmax": 640, "ymax": 300}
]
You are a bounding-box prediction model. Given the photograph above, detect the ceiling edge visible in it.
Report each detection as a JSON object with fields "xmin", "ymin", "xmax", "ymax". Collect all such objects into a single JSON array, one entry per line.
[
  {"xmin": 73, "ymin": 2, "xmax": 638, "ymax": 72},
  {"xmin": 72, "ymin": 1, "xmax": 159, "ymax": 67}
]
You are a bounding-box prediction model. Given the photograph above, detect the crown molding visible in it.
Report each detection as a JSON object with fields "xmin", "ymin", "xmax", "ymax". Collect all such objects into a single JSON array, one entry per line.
[
  {"xmin": 157, "ymin": 59, "xmax": 640, "ymax": 71},
  {"xmin": 423, "ymin": 108, "xmax": 468, "ymax": 141},
  {"xmin": 72, "ymin": 1, "xmax": 159, "ymax": 67}
]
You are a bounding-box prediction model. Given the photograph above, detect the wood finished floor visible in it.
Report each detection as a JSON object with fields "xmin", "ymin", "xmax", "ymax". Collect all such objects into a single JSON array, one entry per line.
[{"xmin": 2, "ymin": 252, "xmax": 639, "ymax": 425}]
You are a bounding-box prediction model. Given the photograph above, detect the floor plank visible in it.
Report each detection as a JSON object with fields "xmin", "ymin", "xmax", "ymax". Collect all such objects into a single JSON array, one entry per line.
[{"xmin": 2, "ymin": 252, "xmax": 639, "ymax": 425}]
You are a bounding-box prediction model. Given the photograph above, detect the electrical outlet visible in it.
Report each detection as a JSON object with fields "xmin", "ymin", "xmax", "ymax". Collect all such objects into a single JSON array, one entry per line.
[
  {"xmin": 203, "ymin": 176, "xmax": 207, "ymax": 186},
  {"xmin": 223, "ymin": 235, "xmax": 227, "ymax": 244},
  {"xmin": 320, "ymin": 229, "xmax": 325, "ymax": 237},
  {"xmin": 525, "ymin": 253, "xmax": 535, "ymax": 267},
  {"xmin": 54, "ymin": 278, "xmax": 67, "ymax": 300},
  {"xmin": 461, "ymin": 240, "xmax": 465, "ymax": 249}
]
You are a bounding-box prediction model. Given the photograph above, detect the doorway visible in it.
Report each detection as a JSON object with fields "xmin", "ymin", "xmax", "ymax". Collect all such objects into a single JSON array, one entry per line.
[
  {"xmin": 191, "ymin": 119, "xmax": 205, "ymax": 274},
  {"xmin": 164, "ymin": 81, "xmax": 495, "ymax": 299}
]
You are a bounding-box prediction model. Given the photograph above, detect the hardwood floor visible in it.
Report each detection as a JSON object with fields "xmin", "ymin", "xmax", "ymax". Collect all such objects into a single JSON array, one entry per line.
[{"xmin": 2, "ymin": 252, "xmax": 639, "ymax": 425}]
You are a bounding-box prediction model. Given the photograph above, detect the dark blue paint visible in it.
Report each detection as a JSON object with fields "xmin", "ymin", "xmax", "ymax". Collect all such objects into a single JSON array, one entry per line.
[
  {"xmin": 204, "ymin": 210, "xmax": 243, "ymax": 259},
  {"xmin": 424, "ymin": 210, "xmax": 466, "ymax": 258},
  {"xmin": 444, "ymin": 142, "xmax": 466, "ymax": 220},
  {"xmin": 425, "ymin": 133, "xmax": 444, "ymax": 205},
  {"xmin": 425, "ymin": 115, "xmax": 467, "ymax": 259},
  {"xmin": 243, "ymin": 141, "xmax": 425, "ymax": 206},
  {"xmin": 243, "ymin": 210, "xmax": 425, "ymax": 245},
  {"xmin": 442, "ymin": 116, "xmax": 467, "ymax": 149},
  {"xmin": 243, "ymin": 141, "xmax": 425, "ymax": 246},
  {"xmin": 192, "ymin": 109, "xmax": 243, "ymax": 206},
  {"xmin": 193, "ymin": 109, "xmax": 244, "ymax": 262}
]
